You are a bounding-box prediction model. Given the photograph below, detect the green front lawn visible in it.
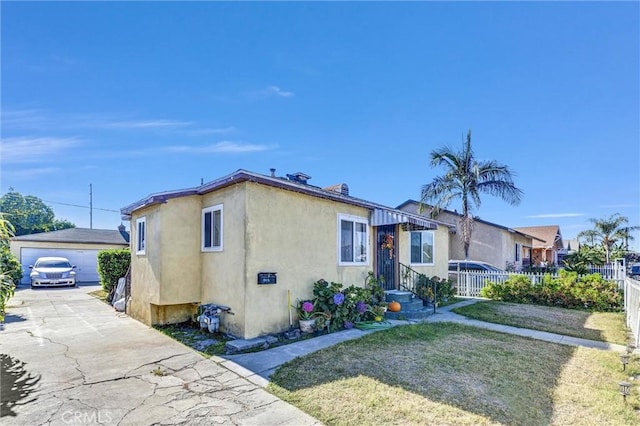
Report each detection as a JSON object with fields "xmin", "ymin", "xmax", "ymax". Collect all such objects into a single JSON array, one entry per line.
[
  {"xmin": 268, "ymin": 322, "xmax": 639, "ymax": 425},
  {"xmin": 453, "ymin": 301, "xmax": 629, "ymax": 344}
]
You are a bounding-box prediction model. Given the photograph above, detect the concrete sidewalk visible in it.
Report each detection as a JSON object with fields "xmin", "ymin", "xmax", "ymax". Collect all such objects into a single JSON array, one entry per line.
[
  {"xmin": 224, "ymin": 297, "xmax": 633, "ymax": 381},
  {"xmin": 425, "ymin": 298, "xmax": 632, "ymax": 352},
  {"xmin": 0, "ymin": 285, "xmax": 320, "ymax": 426}
]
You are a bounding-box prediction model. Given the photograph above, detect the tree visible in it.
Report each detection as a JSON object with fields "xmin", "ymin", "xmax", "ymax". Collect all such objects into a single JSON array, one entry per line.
[
  {"xmin": 577, "ymin": 214, "xmax": 639, "ymax": 263},
  {"xmin": 419, "ymin": 130, "xmax": 523, "ymax": 259},
  {"xmin": 0, "ymin": 190, "xmax": 75, "ymax": 236}
]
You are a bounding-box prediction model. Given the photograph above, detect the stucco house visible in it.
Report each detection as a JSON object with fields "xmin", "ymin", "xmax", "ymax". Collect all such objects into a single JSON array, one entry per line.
[
  {"xmin": 514, "ymin": 225, "xmax": 564, "ymax": 266},
  {"xmin": 10, "ymin": 226, "xmax": 130, "ymax": 285},
  {"xmin": 397, "ymin": 200, "xmax": 542, "ymax": 271},
  {"xmin": 121, "ymin": 169, "xmax": 452, "ymax": 339}
]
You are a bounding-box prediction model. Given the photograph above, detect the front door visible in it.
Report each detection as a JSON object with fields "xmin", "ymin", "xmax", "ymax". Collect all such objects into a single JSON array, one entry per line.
[{"xmin": 376, "ymin": 225, "xmax": 396, "ymax": 290}]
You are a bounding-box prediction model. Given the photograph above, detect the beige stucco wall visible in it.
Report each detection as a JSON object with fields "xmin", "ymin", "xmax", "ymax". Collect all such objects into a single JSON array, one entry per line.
[
  {"xmin": 395, "ymin": 226, "xmax": 450, "ymax": 280},
  {"xmin": 405, "ymin": 208, "xmax": 533, "ymax": 270},
  {"xmin": 199, "ymin": 185, "xmax": 249, "ymax": 338},
  {"xmin": 129, "ymin": 196, "xmax": 202, "ymax": 325},
  {"xmin": 128, "ymin": 184, "xmax": 450, "ymax": 339},
  {"xmin": 230, "ymin": 182, "xmax": 372, "ymax": 339},
  {"xmin": 457, "ymin": 220, "xmax": 531, "ymax": 270}
]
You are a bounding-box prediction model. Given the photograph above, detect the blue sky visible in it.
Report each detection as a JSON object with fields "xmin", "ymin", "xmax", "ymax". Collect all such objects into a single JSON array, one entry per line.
[{"xmin": 2, "ymin": 2, "xmax": 639, "ymax": 251}]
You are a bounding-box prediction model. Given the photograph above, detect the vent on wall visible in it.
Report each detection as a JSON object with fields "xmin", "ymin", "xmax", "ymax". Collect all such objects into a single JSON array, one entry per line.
[{"xmin": 323, "ymin": 183, "xmax": 349, "ymax": 196}]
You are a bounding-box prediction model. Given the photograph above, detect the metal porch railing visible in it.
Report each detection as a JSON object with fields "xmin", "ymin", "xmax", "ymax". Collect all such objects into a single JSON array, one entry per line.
[{"xmin": 398, "ymin": 263, "xmax": 437, "ymax": 313}]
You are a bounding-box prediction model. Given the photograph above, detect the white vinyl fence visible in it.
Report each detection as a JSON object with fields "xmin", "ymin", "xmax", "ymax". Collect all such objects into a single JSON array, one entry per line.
[
  {"xmin": 624, "ymin": 277, "xmax": 640, "ymax": 348},
  {"xmin": 453, "ymin": 264, "xmax": 627, "ymax": 298},
  {"xmin": 452, "ymin": 264, "xmax": 639, "ymax": 347}
]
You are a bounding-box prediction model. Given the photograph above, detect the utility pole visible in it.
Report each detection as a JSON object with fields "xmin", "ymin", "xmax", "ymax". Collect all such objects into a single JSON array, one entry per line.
[{"xmin": 90, "ymin": 183, "xmax": 93, "ymax": 229}]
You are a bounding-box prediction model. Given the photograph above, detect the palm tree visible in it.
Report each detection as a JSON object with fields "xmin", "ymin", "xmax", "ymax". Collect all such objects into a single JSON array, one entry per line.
[
  {"xmin": 420, "ymin": 130, "xmax": 523, "ymax": 259},
  {"xmin": 0, "ymin": 213, "xmax": 15, "ymax": 245},
  {"xmin": 577, "ymin": 214, "xmax": 639, "ymax": 263}
]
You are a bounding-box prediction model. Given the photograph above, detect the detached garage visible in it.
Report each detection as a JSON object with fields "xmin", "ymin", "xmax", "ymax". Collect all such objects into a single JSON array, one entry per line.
[{"xmin": 10, "ymin": 227, "xmax": 130, "ymax": 285}]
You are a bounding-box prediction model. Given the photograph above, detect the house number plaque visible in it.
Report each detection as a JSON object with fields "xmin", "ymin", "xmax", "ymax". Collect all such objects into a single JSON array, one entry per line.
[{"xmin": 257, "ymin": 272, "xmax": 277, "ymax": 285}]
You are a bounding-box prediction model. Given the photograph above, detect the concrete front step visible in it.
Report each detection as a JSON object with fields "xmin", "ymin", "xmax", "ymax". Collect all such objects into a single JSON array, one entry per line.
[
  {"xmin": 384, "ymin": 290, "xmax": 414, "ymax": 304},
  {"xmin": 388, "ymin": 299, "xmax": 424, "ymax": 312},
  {"xmin": 385, "ymin": 307, "xmax": 434, "ymax": 321}
]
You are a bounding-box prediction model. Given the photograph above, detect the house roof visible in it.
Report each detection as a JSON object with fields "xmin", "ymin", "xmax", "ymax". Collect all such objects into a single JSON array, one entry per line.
[
  {"xmin": 563, "ymin": 239, "xmax": 580, "ymax": 252},
  {"xmin": 11, "ymin": 227, "xmax": 130, "ymax": 245},
  {"xmin": 396, "ymin": 199, "xmax": 544, "ymax": 242},
  {"xmin": 513, "ymin": 225, "xmax": 563, "ymax": 250},
  {"xmin": 121, "ymin": 169, "xmax": 454, "ymax": 231}
]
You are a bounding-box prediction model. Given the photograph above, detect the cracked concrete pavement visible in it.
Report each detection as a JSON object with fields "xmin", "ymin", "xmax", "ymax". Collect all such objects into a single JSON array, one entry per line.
[{"xmin": 0, "ymin": 285, "xmax": 321, "ymax": 426}]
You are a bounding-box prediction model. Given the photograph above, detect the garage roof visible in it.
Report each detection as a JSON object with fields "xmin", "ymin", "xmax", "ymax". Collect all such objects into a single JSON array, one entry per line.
[{"xmin": 11, "ymin": 227, "xmax": 130, "ymax": 245}]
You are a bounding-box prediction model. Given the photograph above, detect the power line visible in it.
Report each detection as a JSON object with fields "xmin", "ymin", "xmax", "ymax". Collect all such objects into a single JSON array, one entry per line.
[{"xmin": 43, "ymin": 200, "xmax": 120, "ymax": 213}]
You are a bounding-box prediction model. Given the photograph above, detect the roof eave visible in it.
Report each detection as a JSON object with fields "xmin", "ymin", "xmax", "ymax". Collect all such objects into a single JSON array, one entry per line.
[{"xmin": 120, "ymin": 170, "xmax": 442, "ymax": 230}]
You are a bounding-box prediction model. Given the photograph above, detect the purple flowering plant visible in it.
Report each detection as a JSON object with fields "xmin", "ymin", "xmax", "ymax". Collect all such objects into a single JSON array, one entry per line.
[{"xmin": 296, "ymin": 299, "xmax": 316, "ymax": 320}]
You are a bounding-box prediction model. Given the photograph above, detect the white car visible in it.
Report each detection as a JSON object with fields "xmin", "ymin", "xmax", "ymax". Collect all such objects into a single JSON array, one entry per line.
[{"xmin": 29, "ymin": 257, "xmax": 77, "ymax": 288}]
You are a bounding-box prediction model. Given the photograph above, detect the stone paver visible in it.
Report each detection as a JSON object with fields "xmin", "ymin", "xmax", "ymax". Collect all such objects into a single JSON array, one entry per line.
[{"xmin": 0, "ymin": 285, "xmax": 320, "ymax": 426}]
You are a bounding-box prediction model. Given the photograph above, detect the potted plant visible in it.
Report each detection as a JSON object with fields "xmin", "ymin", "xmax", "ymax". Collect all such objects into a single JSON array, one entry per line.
[
  {"xmin": 296, "ymin": 300, "xmax": 316, "ymax": 333},
  {"xmin": 371, "ymin": 305, "xmax": 386, "ymax": 321}
]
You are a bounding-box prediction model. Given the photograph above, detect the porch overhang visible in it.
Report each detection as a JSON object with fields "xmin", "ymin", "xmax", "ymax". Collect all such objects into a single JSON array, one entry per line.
[{"xmin": 371, "ymin": 208, "xmax": 437, "ymax": 230}]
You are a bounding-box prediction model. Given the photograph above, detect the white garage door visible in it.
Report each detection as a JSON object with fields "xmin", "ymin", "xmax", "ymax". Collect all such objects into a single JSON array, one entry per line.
[{"xmin": 20, "ymin": 248, "xmax": 102, "ymax": 285}]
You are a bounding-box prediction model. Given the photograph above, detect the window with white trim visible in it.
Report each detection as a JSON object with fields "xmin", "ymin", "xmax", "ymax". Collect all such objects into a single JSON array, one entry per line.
[
  {"xmin": 202, "ymin": 204, "xmax": 223, "ymax": 251},
  {"xmin": 338, "ymin": 214, "xmax": 369, "ymax": 265},
  {"xmin": 136, "ymin": 217, "xmax": 146, "ymax": 255},
  {"xmin": 515, "ymin": 243, "xmax": 522, "ymax": 262},
  {"xmin": 410, "ymin": 230, "xmax": 434, "ymax": 265}
]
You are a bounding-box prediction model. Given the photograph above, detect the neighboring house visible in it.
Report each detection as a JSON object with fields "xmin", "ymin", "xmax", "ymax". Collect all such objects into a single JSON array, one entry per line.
[
  {"xmin": 558, "ymin": 238, "xmax": 580, "ymax": 265},
  {"xmin": 10, "ymin": 226, "xmax": 130, "ymax": 285},
  {"xmin": 513, "ymin": 225, "xmax": 564, "ymax": 266},
  {"xmin": 120, "ymin": 169, "xmax": 453, "ymax": 340},
  {"xmin": 397, "ymin": 200, "xmax": 542, "ymax": 271}
]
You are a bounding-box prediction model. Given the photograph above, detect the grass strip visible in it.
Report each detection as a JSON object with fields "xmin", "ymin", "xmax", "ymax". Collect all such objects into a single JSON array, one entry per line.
[{"xmin": 453, "ymin": 301, "xmax": 628, "ymax": 344}]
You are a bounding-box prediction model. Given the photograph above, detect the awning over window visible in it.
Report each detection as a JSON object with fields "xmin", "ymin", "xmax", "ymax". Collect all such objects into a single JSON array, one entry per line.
[{"xmin": 370, "ymin": 209, "xmax": 437, "ymax": 230}]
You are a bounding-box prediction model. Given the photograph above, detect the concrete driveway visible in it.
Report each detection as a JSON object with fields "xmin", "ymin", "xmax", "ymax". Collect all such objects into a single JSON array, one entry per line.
[{"xmin": 0, "ymin": 285, "xmax": 319, "ymax": 425}]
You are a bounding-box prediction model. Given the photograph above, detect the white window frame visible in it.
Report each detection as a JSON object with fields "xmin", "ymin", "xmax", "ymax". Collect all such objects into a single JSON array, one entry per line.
[
  {"xmin": 515, "ymin": 243, "xmax": 522, "ymax": 262},
  {"xmin": 136, "ymin": 217, "xmax": 146, "ymax": 255},
  {"xmin": 409, "ymin": 230, "xmax": 435, "ymax": 265},
  {"xmin": 202, "ymin": 204, "xmax": 223, "ymax": 252},
  {"xmin": 337, "ymin": 214, "xmax": 369, "ymax": 266}
]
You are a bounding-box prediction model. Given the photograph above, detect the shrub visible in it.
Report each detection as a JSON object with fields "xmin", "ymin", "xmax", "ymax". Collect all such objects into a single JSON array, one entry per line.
[
  {"xmin": 433, "ymin": 276, "xmax": 455, "ymax": 303},
  {"xmin": 0, "ymin": 272, "xmax": 16, "ymax": 322},
  {"xmin": 480, "ymin": 270, "xmax": 622, "ymax": 312},
  {"xmin": 311, "ymin": 276, "xmax": 388, "ymax": 331},
  {"xmin": 97, "ymin": 249, "xmax": 130, "ymax": 293},
  {"xmin": 0, "ymin": 246, "xmax": 22, "ymax": 285}
]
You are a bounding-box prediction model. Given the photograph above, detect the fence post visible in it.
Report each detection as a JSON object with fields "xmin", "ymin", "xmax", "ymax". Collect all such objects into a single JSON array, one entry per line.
[{"xmin": 636, "ymin": 306, "xmax": 640, "ymax": 348}]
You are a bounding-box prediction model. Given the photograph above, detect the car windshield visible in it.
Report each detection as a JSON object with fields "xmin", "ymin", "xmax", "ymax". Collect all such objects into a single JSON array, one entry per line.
[{"xmin": 36, "ymin": 260, "xmax": 71, "ymax": 268}]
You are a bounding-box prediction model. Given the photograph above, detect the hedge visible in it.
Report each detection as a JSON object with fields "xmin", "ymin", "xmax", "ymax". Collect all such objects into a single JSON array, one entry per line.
[
  {"xmin": 479, "ymin": 269, "xmax": 623, "ymax": 312},
  {"xmin": 97, "ymin": 249, "xmax": 131, "ymax": 293}
]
